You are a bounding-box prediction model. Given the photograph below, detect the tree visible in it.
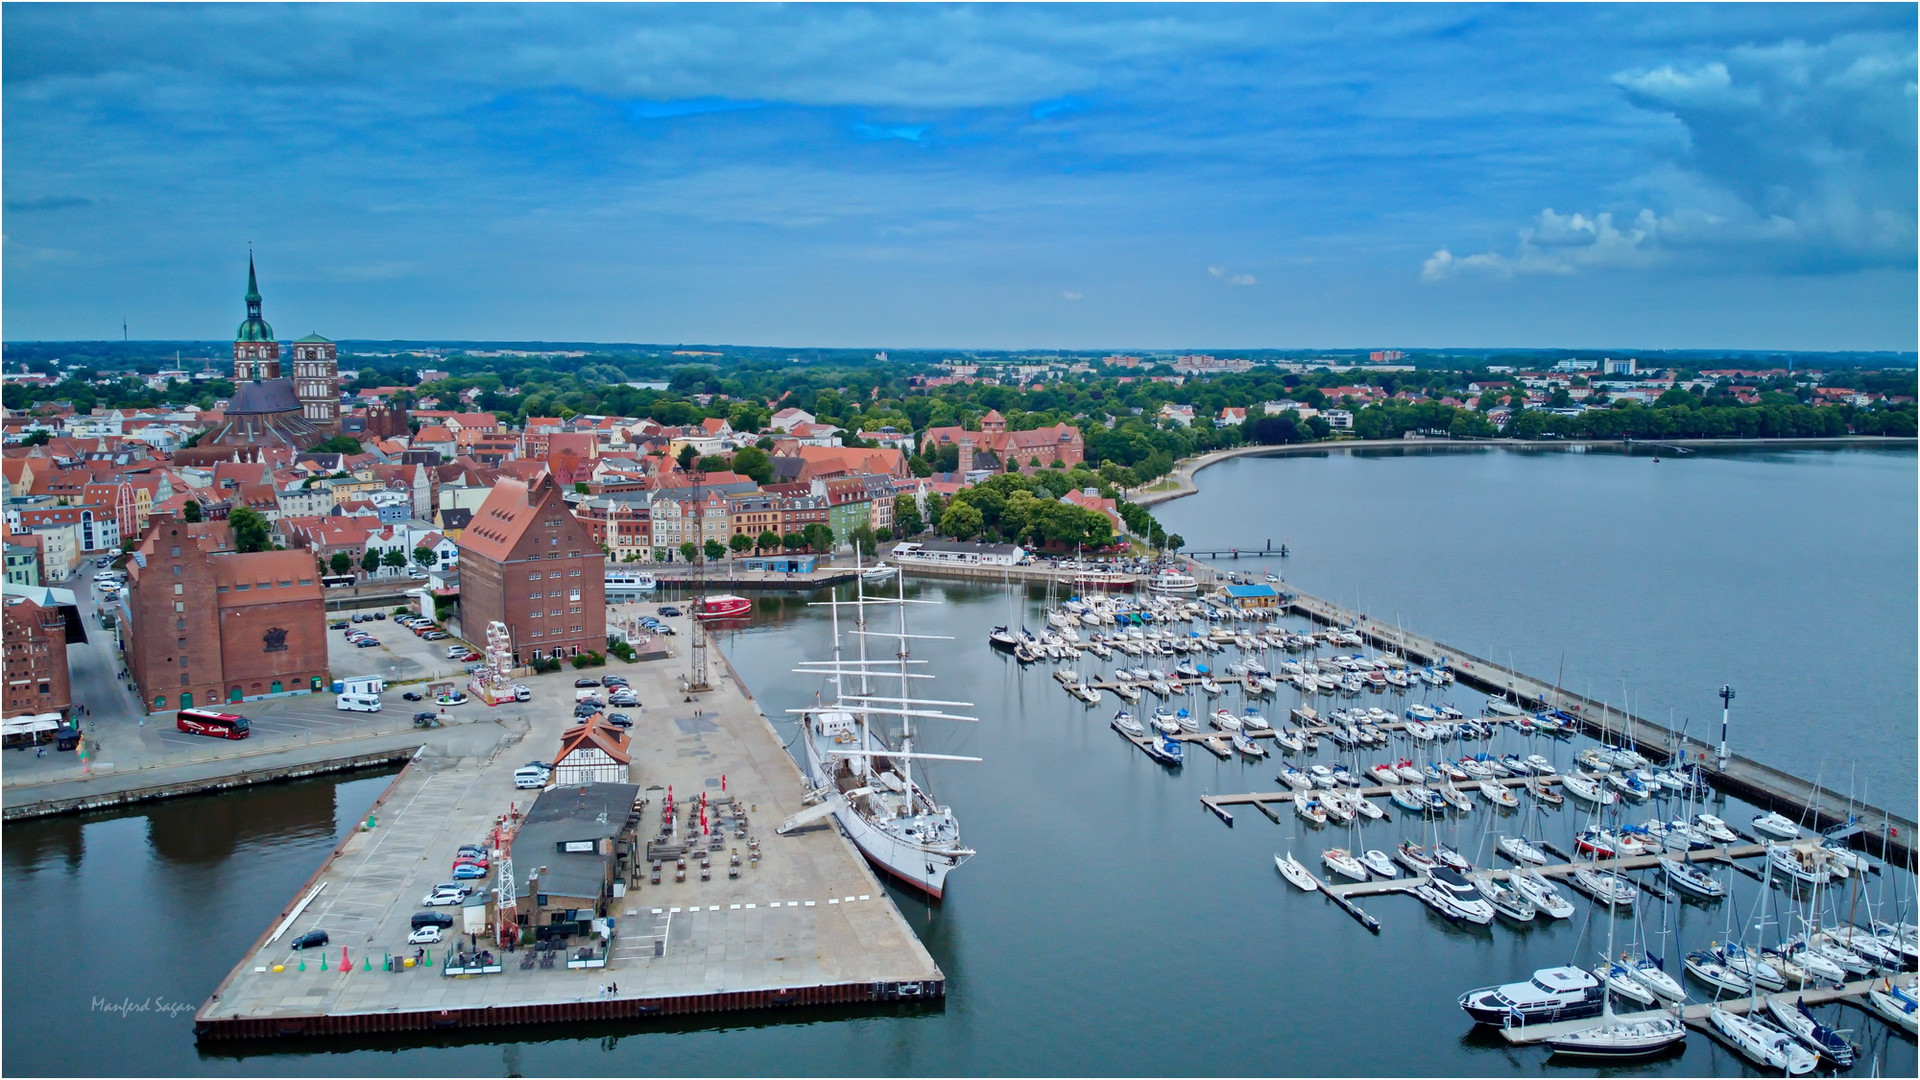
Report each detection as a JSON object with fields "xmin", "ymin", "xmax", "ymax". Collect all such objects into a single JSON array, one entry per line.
[
  {"xmin": 892, "ymin": 494, "xmax": 925, "ymax": 536},
  {"xmin": 782, "ymin": 531, "xmax": 806, "ymax": 551},
  {"xmin": 732, "ymin": 446, "xmax": 774, "ymax": 485},
  {"xmin": 802, "ymin": 522, "xmax": 834, "ymax": 552},
  {"xmin": 757, "ymin": 529, "xmax": 781, "ymax": 553},
  {"xmin": 228, "ymin": 506, "xmax": 272, "ymax": 553},
  {"xmin": 850, "ymin": 524, "xmax": 877, "ymax": 558},
  {"xmin": 939, "ymin": 501, "xmax": 983, "ymax": 541},
  {"xmin": 1166, "ymin": 534, "xmax": 1185, "ymax": 553},
  {"xmin": 361, "ymin": 548, "xmax": 382, "ymax": 575},
  {"xmin": 729, "ymin": 532, "xmax": 753, "ymax": 556},
  {"xmin": 874, "ymin": 526, "xmax": 893, "ymax": 544},
  {"xmin": 679, "ymin": 541, "xmax": 699, "ymax": 563},
  {"xmin": 182, "ymin": 499, "xmax": 203, "ymax": 523},
  {"xmin": 697, "ymin": 454, "xmax": 729, "ymax": 473},
  {"xmin": 382, "ymin": 549, "xmax": 407, "ymax": 571},
  {"xmin": 574, "ymin": 482, "xmax": 590, "ymax": 495},
  {"xmin": 676, "ymin": 444, "xmax": 699, "ymax": 472},
  {"xmin": 703, "ymin": 538, "xmax": 727, "ymax": 562},
  {"xmin": 309, "ymin": 434, "xmax": 365, "ymax": 455},
  {"xmin": 413, "ymin": 545, "xmax": 435, "ymax": 568},
  {"xmin": 19, "ymin": 430, "xmax": 50, "ymax": 447},
  {"xmin": 329, "ymin": 551, "xmax": 353, "ymax": 576}
]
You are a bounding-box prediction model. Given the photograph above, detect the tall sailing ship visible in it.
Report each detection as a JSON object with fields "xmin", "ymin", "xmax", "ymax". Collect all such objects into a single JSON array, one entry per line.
[{"xmin": 792, "ymin": 571, "xmax": 978, "ymax": 899}]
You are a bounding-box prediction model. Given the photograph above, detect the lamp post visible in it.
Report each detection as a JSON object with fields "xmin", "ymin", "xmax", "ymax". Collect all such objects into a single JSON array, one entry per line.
[{"xmin": 1716, "ymin": 684, "xmax": 1734, "ymax": 771}]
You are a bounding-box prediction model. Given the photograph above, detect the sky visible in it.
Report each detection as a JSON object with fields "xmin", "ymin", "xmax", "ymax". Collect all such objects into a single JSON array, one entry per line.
[{"xmin": 3, "ymin": 3, "xmax": 1915, "ymax": 351}]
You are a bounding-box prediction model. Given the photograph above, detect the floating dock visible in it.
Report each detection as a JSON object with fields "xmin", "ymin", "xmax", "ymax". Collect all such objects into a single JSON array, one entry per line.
[
  {"xmin": 1497, "ymin": 977, "xmax": 1885, "ymax": 1044},
  {"xmin": 193, "ymin": 645, "xmax": 942, "ymax": 1041}
]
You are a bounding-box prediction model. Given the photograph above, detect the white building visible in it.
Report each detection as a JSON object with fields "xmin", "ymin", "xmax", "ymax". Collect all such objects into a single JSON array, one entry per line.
[
  {"xmin": 890, "ymin": 540, "xmax": 1027, "ymax": 566},
  {"xmin": 552, "ymin": 718, "xmax": 631, "ymax": 785},
  {"xmin": 1322, "ymin": 408, "xmax": 1354, "ymax": 430}
]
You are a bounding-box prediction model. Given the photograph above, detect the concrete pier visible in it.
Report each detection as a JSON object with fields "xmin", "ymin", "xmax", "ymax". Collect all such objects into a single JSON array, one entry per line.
[{"xmin": 193, "ymin": 644, "xmax": 942, "ymax": 1041}]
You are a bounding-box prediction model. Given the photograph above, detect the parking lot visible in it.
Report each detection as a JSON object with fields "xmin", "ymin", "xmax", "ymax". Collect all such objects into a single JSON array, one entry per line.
[{"xmin": 326, "ymin": 609, "xmax": 484, "ymax": 686}]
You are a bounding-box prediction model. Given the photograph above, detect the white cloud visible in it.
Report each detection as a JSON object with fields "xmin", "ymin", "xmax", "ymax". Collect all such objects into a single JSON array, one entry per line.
[
  {"xmin": 1062, "ymin": 291, "xmax": 1082, "ymax": 300},
  {"xmin": 1426, "ymin": 33, "xmax": 1916, "ymax": 281},
  {"xmin": 1208, "ymin": 266, "xmax": 1257, "ymax": 285}
]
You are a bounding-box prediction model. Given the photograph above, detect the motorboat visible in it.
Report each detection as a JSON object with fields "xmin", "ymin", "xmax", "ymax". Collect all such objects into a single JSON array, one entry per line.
[
  {"xmin": 1274, "ymin": 852, "xmax": 1317, "ymax": 892},
  {"xmin": 1752, "ymin": 811, "xmax": 1802, "ymax": 840},
  {"xmin": 1766, "ymin": 996, "xmax": 1855, "ymax": 1066},
  {"xmin": 1150, "ymin": 707, "xmax": 1180, "ymax": 736},
  {"xmin": 1510, "ymin": 869, "xmax": 1576, "ymax": 919},
  {"xmin": 693, "ymin": 593, "xmax": 753, "ymax": 619},
  {"xmin": 1523, "ymin": 754, "xmax": 1557, "ymax": 776},
  {"xmin": 1660, "ymin": 857, "xmax": 1727, "ymax": 900},
  {"xmin": 1568, "ymin": 865, "xmax": 1638, "ymax": 909},
  {"xmin": 1201, "ymin": 734, "xmax": 1232, "ymax": 758},
  {"xmin": 1239, "ymin": 707, "xmax": 1270, "ymax": 732},
  {"xmin": 1420, "ymin": 866, "xmax": 1496, "ymax": 926},
  {"xmin": 1497, "ymin": 835, "xmax": 1548, "ymax": 866},
  {"xmin": 1693, "ymin": 813, "xmax": 1738, "ymax": 843},
  {"xmin": 1458, "ymin": 966, "xmax": 1603, "ymax": 1027},
  {"xmin": 1210, "ymin": 708, "xmax": 1241, "ymax": 732},
  {"xmin": 1306, "ymin": 765, "xmax": 1339, "ymax": 790},
  {"xmin": 1276, "ymin": 763, "xmax": 1311, "ymax": 791},
  {"xmin": 1109, "ymin": 709, "xmax": 1145, "ymax": 738},
  {"xmin": 1708, "ymin": 1006, "xmax": 1818, "ymax": 1076},
  {"xmin": 1322, "ymin": 847, "xmax": 1368, "ymax": 882},
  {"xmin": 1359, "ymin": 849, "xmax": 1398, "ymax": 879}
]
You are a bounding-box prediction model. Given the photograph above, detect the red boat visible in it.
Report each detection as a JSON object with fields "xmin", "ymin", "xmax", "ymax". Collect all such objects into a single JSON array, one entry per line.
[{"xmin": 694, "ymin": 594, "xmax": 752, "ymax": 619}]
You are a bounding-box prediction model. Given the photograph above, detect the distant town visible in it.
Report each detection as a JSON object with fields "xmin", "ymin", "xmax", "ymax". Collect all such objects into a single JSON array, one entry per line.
[{"xmin": 2, "ymin": 260, "xmax": 1914, "ymax": 724}]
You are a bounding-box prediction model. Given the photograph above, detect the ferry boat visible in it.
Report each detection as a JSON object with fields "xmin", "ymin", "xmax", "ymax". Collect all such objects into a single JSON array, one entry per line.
[
  {"xmin": 693, "ymin": 594, "xmax": 753, "ymax": 619},
  {"xmin": 603, "ymin": 569, "xmax": 658, "ymax": 598},
  {"xmin": 792, "ymin": 580, "xmax": 979, "ymax": 900},
  {"xmin": 1145, "ymin": 571, "xmax": 1198, "ymax": 594}
]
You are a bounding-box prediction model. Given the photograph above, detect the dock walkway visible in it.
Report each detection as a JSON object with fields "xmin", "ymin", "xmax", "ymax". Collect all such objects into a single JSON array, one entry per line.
[{"xmin": 1496, "ymin": 977, "xmax": 1886, "ymax": 1044}]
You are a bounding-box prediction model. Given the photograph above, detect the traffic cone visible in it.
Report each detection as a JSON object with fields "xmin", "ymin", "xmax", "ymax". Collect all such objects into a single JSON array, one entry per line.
[
  {"xmin": 298, "ymin": 959, "xmax": 306, "ymax": 972},
  {"xmin": 319, "ymin": 952, "xmax": 327, "ymax": 971}
]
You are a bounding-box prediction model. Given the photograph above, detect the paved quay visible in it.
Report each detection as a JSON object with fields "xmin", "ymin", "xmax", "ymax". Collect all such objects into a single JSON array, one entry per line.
[{"xmin": 193, "ymin": 642, "xmax": 943, "ymax": 1040}]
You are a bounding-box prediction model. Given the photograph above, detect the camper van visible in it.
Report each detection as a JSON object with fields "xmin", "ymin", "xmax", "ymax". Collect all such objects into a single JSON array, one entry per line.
[{"xmin": 336, "ymin": 693, "xmax": 383, "ymax": 713}]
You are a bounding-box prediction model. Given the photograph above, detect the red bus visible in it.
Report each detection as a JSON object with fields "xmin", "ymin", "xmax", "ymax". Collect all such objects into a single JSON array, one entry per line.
[{"xmin": 177, "ymin": 708, "xmax": 252, "ymax": 739}]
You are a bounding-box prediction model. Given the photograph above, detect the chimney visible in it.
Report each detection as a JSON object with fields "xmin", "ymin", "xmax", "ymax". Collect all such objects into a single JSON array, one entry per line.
[{"xmin": 957, "ymin": 438, "xmax": 974, "ymax": 475}]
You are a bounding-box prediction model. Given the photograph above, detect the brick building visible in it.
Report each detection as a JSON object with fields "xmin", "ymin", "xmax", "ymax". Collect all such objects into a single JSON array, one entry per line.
[
  {"xmin": 3, "ymin": 593, "xmax": 73, "ymax": 721},
  {"xmin": 123, "ymin": 517, "xmax": 330, "ymax": 713},
  {"xmin": 456, "ymin": 473, "xmax": 606, "ymax": 665}
]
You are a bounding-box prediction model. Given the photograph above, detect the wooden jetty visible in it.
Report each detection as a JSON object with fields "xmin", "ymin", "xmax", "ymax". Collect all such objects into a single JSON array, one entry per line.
[
  {"xmin": 1497, "ymin": 977, "xmax": 1883, "ymax": 1045},
  {"xmin": 1321, "ymin": 843, "xmax": 1767, "ymax": 900}
]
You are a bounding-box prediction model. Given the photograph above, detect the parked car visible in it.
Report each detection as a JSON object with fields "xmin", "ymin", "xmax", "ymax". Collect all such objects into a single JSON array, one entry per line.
[
  {"xmin": 421, "ymin": 631, "xmax": 449, "ymax": 641},
  {"xmin": 354, "ymin": 638, "xmax": 379, "ymax": 648},
  {"xmin": 657, "ymin": 605, "xmax": 681, "ymax": 616},
  {"xmin": 600, "ymin": 675, "xmax": 627, "ymax": 687},
  {"xmin": 412, "ymin": 711, "xmax": 439, "ymax": 723},
  {"xmin": 512, "ymin": 685, "xmax": 533, "ymax": 702},
  {"xmin": 290, "ymin": 930, "xmax": 329, "ymax": 950},
  {"xmin": 454, "ymin": 855, "xmax": 489, "ymax": 871},
  {"xmin": 407, "ymin": 925, "xmax": 444, "ymax": 945},
  {"xmin": 420, "ymin": 892, "xmax": 464, "ymax": 907},
  {"xmin": 606, "ymin": 713, "xmax": 634, "ymax": 728},
  {"xmin": 372, "ymin": 612, "xmax": 386, "ymax": 620},
  {"xmin": 451, "ymin": 863, "xmax": 488, "ymax": 880},
  {"xmin": 330, "ymin": 621, "xmax": 350, "ymax": 630},
  {"xmin": 573, "ymin": 703, "xmax": 601, "ymax": 719},
  {"xmin": 402, "ymin": 691, "xmax": 423, "ymax": 701},
  {"xmin": 574, "ymin": 678, "xmax": 600, "ymax": 688},
  {"xmin": 521, "ymin": 760, "xmax": 551, "ymax": 773},
  {"xmin": 411, "ymin": 912, "xmax": 455, "ymax": 929},
  {"xmin": 457, "ymin": 844, "xmax": 488, "ymax": 857},
  {"xmin": 446, "ymin": 645, "xmax": 470, "ymax": 660},
  {"xmin": 426, "ymin": 881, "xmax": 469, "ymax": 897}
]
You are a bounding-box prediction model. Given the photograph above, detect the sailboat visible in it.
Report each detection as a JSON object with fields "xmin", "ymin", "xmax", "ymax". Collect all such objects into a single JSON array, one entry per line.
[
  {"xmin": 1548, "ymin": 878, "xmax": 1686, "ymax": 1059},
  {"xmin": 793, "ymin": 571, "xmax": 979, "ymax": 900},
  {"xmin": 1274, "ymin": 852, "xmax": 1318, "ymax": 892}
]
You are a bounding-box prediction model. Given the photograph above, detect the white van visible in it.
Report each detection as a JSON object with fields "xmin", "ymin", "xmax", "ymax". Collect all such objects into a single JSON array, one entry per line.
[
  {"xmin": 336, "ymin": 693, "xmax": 382, "ymax": 712},
  {"xmin": 513, "ymin": 765, "xmax": 550, "ymax": 789}
]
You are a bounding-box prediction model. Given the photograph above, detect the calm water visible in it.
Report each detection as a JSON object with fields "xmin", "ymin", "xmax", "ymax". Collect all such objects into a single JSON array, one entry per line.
[{"xmin": 5, "ymin": 447, "xmax": 1916, "ymax": 1076}]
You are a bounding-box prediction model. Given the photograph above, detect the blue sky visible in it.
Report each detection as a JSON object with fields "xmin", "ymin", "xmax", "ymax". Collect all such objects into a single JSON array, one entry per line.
[{"xmin": 4, "ymin": 3, "xmax": 1914, "ymax": 350}]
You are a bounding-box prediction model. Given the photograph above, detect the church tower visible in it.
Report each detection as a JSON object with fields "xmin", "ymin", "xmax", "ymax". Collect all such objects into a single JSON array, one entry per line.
[
  {"xmin": 232, "ymin": 254, "xmax": 281, "ymax": 381},
  {"xmin": 291, "ymin": 334, "xmax": 339, "ymax": 431}
]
